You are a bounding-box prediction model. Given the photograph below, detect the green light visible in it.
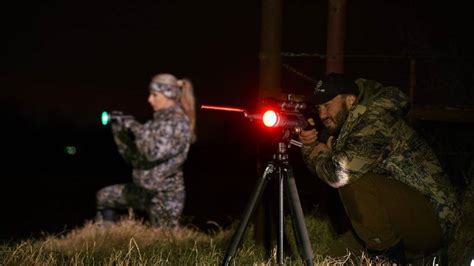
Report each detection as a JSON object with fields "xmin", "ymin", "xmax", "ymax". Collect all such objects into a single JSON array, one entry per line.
[
  {"xmin": 65, "ymin": 146, "xmax": 77, "ymax": 155},
  {"xmin": 101, "ymin": 111, "xmax": 110, "ymax": 126}
]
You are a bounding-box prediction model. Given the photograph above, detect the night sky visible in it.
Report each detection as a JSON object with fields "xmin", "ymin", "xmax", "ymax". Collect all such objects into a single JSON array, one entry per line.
[{"xmin": 1, "ymin": 0, "xmax": 473, "ymax": 240}]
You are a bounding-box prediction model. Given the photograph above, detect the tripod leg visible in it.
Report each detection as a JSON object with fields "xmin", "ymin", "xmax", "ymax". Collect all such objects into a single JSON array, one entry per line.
[
  {"xmin": 284, "ymin": 164, "xmax": 314, "ymax": 266},
  {"xmin": 277, "ymin": 166, "xmax": 284, "ymax": 264},
  {"xmin": 221, "ymin": 163, "xmax": 276, "ymax": 266}
]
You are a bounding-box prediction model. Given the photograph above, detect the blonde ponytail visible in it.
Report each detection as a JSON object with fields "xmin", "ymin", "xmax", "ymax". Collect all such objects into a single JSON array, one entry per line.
[{"xmin": 179, "ymin": 78, "xmax": 197, "ymax": 143}]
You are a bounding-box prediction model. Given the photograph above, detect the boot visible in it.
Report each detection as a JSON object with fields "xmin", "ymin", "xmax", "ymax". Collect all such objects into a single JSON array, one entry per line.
[
  {"xmin": 367, "ymin": 240, "xmax": 407, "ymax": 265},
  {"xmin": 97, "ymin": 208, "xmax": 119, "ymax": 223}
]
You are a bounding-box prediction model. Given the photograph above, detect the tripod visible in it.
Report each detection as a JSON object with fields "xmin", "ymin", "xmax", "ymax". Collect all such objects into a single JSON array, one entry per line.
[{"xmin": 221, "ymin": 139, "xmax": 314, "ymax": 266}]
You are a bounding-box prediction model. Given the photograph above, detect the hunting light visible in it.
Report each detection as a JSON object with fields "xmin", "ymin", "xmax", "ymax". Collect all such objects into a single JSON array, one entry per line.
[
  {"xmin": 263, "ymin": 110, "xmax": 278, "ymax": 127},
  {"xmin": 101, "ymin": 111, "xmax": 110, "ymax": 126}
]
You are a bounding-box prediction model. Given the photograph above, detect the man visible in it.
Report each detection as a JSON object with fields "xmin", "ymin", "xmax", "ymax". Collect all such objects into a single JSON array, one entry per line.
[{"xmin": 299, "ymin": 73, "xmax": 460, "ymax": 263}]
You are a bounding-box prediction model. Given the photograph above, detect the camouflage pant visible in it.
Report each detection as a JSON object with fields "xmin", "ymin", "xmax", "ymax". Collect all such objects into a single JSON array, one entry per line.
[{"xmin": 96, "ymin": 183, "xmax": 185, "ymax": 227}]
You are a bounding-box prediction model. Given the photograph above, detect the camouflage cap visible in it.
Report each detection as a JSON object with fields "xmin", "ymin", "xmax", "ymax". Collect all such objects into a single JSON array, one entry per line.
[
  {"xmin": 310, "ymin": 73, "xmax": 359, "ymax": 105},
  {"xmin": 150, "ymin": 82, "xmax": 181, "ymax": 101}
]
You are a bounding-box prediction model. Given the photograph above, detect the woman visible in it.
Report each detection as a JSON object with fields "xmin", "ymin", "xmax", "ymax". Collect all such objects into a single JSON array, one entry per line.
[{"xmin": 96, "ymin": 73, "xmax": 196, "ymax": 227}]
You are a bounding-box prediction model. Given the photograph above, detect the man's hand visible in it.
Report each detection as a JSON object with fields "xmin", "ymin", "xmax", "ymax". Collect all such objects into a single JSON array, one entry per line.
[
  {"xmin": 308, "ymin": 136, "xmax": 334, "ymax": 159},
  {"xmin": 314, "ymin": 136, "xmax": 333, "ymax": 153},
  {"xmin": 298, "ymin": 128, "xmax": 319, "ymax": 145}
]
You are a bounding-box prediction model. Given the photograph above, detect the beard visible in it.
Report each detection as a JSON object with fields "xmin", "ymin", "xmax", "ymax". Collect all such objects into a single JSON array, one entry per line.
[{"xmin": 324, "ymin": 103, "xmax": 350, "ymax": 136}]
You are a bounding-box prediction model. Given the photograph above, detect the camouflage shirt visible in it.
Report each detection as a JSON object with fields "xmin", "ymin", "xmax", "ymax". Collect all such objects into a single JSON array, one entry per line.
[
  {"xmin": 112, "ymin": 105, "xmax": 191, "ymax": 192},
  {"xmin": 302, "ymin": 78, "xmax": 460, "ymax": 234}
]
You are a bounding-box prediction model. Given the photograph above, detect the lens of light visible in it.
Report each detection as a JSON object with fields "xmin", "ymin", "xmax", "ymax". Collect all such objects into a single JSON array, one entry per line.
[
  {"xmin": 263, "ymin": 110, "xmax": 278, "ymax": 127},
  {"xmin": 101, "ymin": 111, "xmax": 110, "ymax": 126}
]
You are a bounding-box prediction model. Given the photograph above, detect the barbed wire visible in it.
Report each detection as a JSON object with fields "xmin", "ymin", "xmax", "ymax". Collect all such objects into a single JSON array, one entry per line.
[
  {"xmin": 280, "ymin": 51, "xmax": 465, "ymax": 87},
  {"xmin": 281, "ymin": 52, "xmax": 456, "ymax": 59},
  {"xmin": 281, "ymin": 52, "xmax": 326, "ymax": 59},
  {"xmin": 281, "ymin": 63, "xmax": 319, "ymax": 85},
  {"xmin": 279, "ymin": 52, "xmax": 449, "ymax": 85}
]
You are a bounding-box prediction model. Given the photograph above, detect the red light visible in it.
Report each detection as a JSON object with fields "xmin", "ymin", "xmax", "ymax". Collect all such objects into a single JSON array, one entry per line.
[
  {"xmin": 201, "ymin": 105, "xmax": 246, "ymax": 113},
  {"xmin": 263, "ymin": 110, "xmax": 278, "ymax": 127}
]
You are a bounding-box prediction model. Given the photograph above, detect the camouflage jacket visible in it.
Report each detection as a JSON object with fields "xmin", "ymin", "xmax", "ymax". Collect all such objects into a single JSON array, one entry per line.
[
  {"xmin": 112, "ymin": 105, "xmax": 191, "ymax": 192},
  {"xmin": 301, "ymin": 78, "xmax": 460, "ymax": 234}
]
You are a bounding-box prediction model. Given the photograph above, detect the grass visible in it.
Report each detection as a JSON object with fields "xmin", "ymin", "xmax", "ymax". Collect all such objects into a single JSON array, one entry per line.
[
  {"xmin": 1, "ymin": 205, "xmax": 472, "ymax": 265},
  {"xmin": 0, "ymin": 212, "xmax": 376, "ymax": 266}
]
